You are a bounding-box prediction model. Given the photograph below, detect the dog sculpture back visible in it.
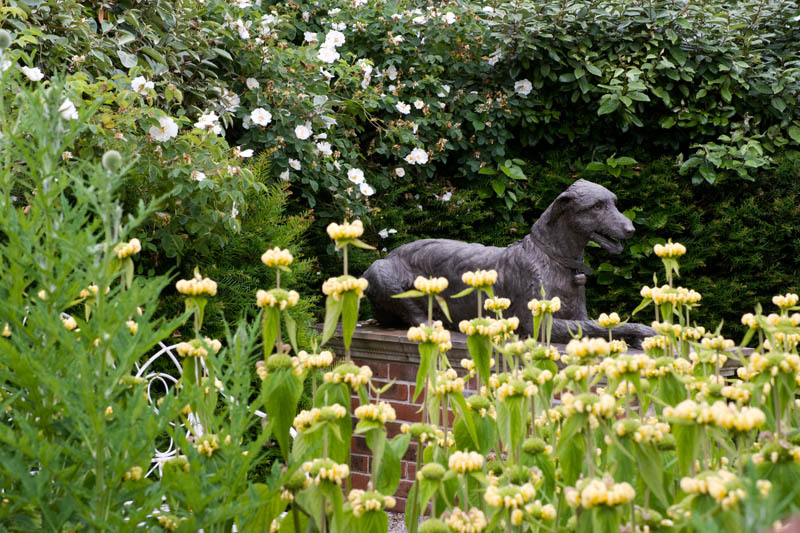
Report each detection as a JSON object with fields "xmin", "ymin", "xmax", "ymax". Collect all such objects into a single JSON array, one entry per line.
[{"xmin": 363, "ymin": 179, "xmax": 655, "ymax": 346}]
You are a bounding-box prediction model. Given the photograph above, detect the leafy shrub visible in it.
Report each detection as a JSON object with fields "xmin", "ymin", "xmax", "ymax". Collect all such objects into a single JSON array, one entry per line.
[{"xmin": 0, "ymin": 68, "xmax": 283, "ymax": 532}]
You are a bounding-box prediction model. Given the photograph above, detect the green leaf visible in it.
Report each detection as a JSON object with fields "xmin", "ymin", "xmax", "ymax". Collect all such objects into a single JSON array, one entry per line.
[
  {"xmin": 669, "ymin": 46, "xmax": 687, "ymax": 67},
  {"xmin": 772, "ymin": 97, "xmax": 787, "ymax": 112},
  {"xmin": 450, "ymin": 393, "xmax": 478, "ymax": 446},
  {"xmin": 264, "ymin": 370, "xmax": 302, "ymax": 460},
  {"xmin": 450, "ymin": 287, "xmax": 475, "ymax": 299},
  {"xmin": 490, "ymin": 179, "xmax": 505, "ymax": 196},
  {"xmin": 673, "ymin": 424, "xmax": 698, "ymax": 477},
  {"xmin": 631, "ymin": 297, "xmax": 651, "ymax": 316},
  {"xmin": 478, "ymin": 167, "xmax": 497, "ymax": 175},
  {"xmin": 321, "ymin": 295, "xmax": 343, "ymax": 346},
  {"xmin": 435, "ymin": 295, "xmax": 452, "ymax": 322},
  {"xmin": 262, "ymin": 307, "xmax": 280, "ymax": 354},
  {"xmin": 585, "ymin": 161, "xmax": 606, "ymax": 172},
  {"xmin": 634, "ymin": 442, "xmax": 668, "ymax": 506},
  {"xmin": 788, "ymin": 125, "xmax": 800, "ymax": 144},
  {"xmin": 392, "ymin": 289, "xmax": 425, "ymax": 298},
  {"xmin": 414, "ymin": 342, "xmax": 439, "ymax": 401},
  {"xmin": 349, "ymin": 238, "xmax": 376, "ymax": 250},
  {"xmin": 341, "ymin": 290, "xmax": 359, "ymax": 352},
  {"xmin": 597, "ymin": 96, "xmax": 620, "ymax": 116},
  {"xmin": 376, "ymin": 433, "xmax": 411, "ymax": 495},
  {"xmin": 116, "ymin": 49, "xmax": 138, "ymax": 68},
  {"xmin": 283, "ymin": 311, "xmax": 298, "ymax": 354},
  {"xmin": 466, "ymin": 334, "xmax": 492, "ymax": 387}
]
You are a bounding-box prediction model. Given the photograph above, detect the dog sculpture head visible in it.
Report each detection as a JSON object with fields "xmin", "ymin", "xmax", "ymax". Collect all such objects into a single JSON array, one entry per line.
[{"xmin": 538, "ymin": 179, "xmax": 635, "ymax": 254}]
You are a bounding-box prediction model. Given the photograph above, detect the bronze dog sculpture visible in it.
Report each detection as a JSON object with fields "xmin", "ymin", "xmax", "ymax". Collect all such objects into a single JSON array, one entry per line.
[{"xmin": 363, "ymin": 179, "xmax": 655, "ymax": 347}]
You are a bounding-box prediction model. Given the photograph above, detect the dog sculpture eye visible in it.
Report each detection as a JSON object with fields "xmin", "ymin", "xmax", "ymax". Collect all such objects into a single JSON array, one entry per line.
[{"xmin": 592, "ymin": 201, "xmax": 604, "ymax": 210}]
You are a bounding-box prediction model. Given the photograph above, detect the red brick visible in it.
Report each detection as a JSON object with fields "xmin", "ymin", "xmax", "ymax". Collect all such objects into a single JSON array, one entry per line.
[
  {"xmin": 371, "ymin": 380, "xmax": 408, "ymax": 402},
  {"xmin": 350, "ymin": 454, "xmax": 370, "ymax": 473},
  {"xmin": 395, "ymin": 479, "xmax": 414, "ymax": 499},
  {"xmin": 402, "ymin": 441, "xmax": 418, "ymax": 462},
  {"xmin": 404, "ymin": 460, "xmax": 416, "ymax": 480},
  {"xmin": 388, "ymin": 362, "xmax": 420, "ymax": 383},
  {"xmin": 392, "ymin": 497, "xmax": 408, "ymax": 513},
  {"xmin": 353, "ymin": 359, "xmax": 390, "ymax": 379},
  {"xmin": 351, "ymin": 435, "xmax": 370, "ymax": 454},
  {"xmin": 388, "ymin": 401, "xmax": 424, "ymax": 423},
  {"xmin": 350, "ymin": 472, "xmax": 370, "ymax": 490}
]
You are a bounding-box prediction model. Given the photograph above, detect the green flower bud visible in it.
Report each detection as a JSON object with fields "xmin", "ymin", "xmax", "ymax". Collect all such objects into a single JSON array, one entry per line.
[
  {"xmin": 421, "ymin": 462, "xmax": 446, "ymax": 481},
  {"xmin": 419, "ymin": 518, "xmax": 448, "ymax": 533},
  {"xmin": 506, "ymin": 465, "xmax": 531, "ymax": 485},
  {"xmin": 267, "ymin": 353, "xmax": 293, "ymax": 371},
  {"xmin": 787, "ymin": 431, "xmax": 800, "ymax": 446},
  {"xmin": 486, "ymin": 460, "xmax": 504, "ymax": 476},
  {"xmin": 466, "ymin": 394, "xmax": 491, "ymax": 411},
  {"xmin": 656, "ymin": 433, "xmax": 676, "ymax": 451},
  {"xmin": 102, "ymin": 150, "xmax": 123, "ymax": 171},
  {"xmin": 0, "ymin": 30, "xmax": 11, "ymax": 51},
  {"xmin": 523, "ymin": 437, "xmax": 547, "ymax": 455},
  {"xmin": 284, "ymin": 469, "xmax": 308, "ymax": 491}
]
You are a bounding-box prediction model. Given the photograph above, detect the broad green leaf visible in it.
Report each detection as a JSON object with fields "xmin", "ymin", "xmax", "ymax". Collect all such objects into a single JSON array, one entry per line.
[
  {"xmin": 635, "ymin": 442, "xmax": 668, "ymax": 506},
  {"xmin": 116, "ymin": 49, "xmax": 138, "ymax": 68},
  {"xmin": 262, "ymin": 307, "xmax": 280, "ymax": 354},
  {"xmin": 450, "ymin": 393, "xmax": 478, "ymax": 446},
  {"xmin": 341, "ymin": 290, "xmax": 359, "ymax": 351},
  {"xmin": 466, "ymin": 334, "xmax": 492, "ymax": 387},
  {"xmin": 585, "ymin": 161, "xmax": 606, "ymax": 172},
  {"xmin": 788, "ymin": 125, "xmax": 800, "ymax": 144},
  {"xmin": 669, "ymin": 46, "xmax": 687, "ymax": 66},
  {"xmin": 321, "ymin": 295, "xmax": 343, "ymax": 346},
  {"xmin": 414, "ymin": 342, "xmax": 439, "ymax": 401},
  {"xmin": 597, "ymin": 96, "xmax": 620, "ymax": 116},
  {"xmin": 264, "ymin": 369, "xmax": 302, "ymax": 460},
  {"xmin": 349, "ymin": 238, "xmax": 376, "ymax": 250}
]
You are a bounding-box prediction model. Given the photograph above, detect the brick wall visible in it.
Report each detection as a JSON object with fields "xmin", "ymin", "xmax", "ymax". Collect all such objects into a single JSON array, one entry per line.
[{"xmin": 347, "ymin": 357, "xmax": 478, "ymax": 512}]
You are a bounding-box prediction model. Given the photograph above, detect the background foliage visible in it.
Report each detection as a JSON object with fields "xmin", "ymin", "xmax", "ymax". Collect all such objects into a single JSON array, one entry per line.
[{"xmin": 2, "ymin": 0, "xmax": 798, "ymax": 333}]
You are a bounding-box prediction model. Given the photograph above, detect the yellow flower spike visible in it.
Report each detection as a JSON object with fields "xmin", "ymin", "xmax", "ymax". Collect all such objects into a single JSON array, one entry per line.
[
  {"xmin": 176, "ymin": 269, "xmax": 217, "ymax": 297},
  {"xmin": 461, "ymin": 269, "xmax": 498, "ymax": 288},
  {"xmin": 114, "ymin": 238, "xmax": 142, "ymax": 259},
  {"xmin": 261, "ymin": 246, "xmax": 293, "ymax": 268},
  {"xmin": 653, "ymin": 241, "xmax": 686, "ymax": 258},
  {"xmin": 413, "ymin": 275, "xmax": 449, "ymax": 295},
  {"xmin": 322, "ymin": 275, "xmax": 369, "ymax": 301},
  {"xmin": 773, "ymin": 293, "xmax": 799, "ymax": 310},
  {"xmin": 326, "ymin": 220, "xmax": 364, "ymax": 242}
]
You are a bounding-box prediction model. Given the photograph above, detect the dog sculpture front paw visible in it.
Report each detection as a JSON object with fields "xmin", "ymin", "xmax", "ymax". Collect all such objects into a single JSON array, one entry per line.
[{"xmin": 615, "ymin": 323, "xmax": 657, "ymax": 350}]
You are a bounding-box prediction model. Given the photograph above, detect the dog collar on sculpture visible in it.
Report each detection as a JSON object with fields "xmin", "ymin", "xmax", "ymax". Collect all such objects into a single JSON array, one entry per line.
[{"xmin": 529, "ymin": 233, "xmax": 593, "ymax": 285}]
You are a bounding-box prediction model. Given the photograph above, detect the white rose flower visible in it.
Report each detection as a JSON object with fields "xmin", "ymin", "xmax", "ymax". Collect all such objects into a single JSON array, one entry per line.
[
  {"xmin": 347, "ymin": 168, "xmax": 365, "ymax": 184},
  {"xmin": 295, "ymin": 124, "xmax": 313, "ymax": 140},
  {"xmin": 412, "ymin": 15, "xmax": 427, "ymax": 24},
  {"xmin": 246, "ymin": 78, "xmax": 260, "ymax": 89},
  {"xmin": 131, "ymin": 76, "xmax": 154, "ymax": 94},
  {"xmin": 280, "ymin": 170, "xmax": 290, "ymax": 181},
  {"xmin": 318, "ymin": 46, "xmax": 340, "ymax": 64},
  {"xmin": 395, "ymin": 167, "xmax": 405, "ymax": 177},
  {"xmin": 302, "ymin": 11, "xmax": 310, "ymax": 22},
  {"xmin": 324, "ymin": 30, "xmax": 346, "ymax": 48},
  {"xmin": 332, "ymin": 22, "xmax": 346, "ymax": 31},
  {"xmin": 514, "ymin": 79, "xmax": 533, "ymax": 96},
  {"xmin": 316, "ymin": 141, "xmax": 333, "ymax": 156},
  {"xmin": 194, "ymin": 111, "xmax": 222, "ymax": 134},
  {"xmin": 322, "ymin": 115, "xmax": 338, "ymax": 129},
  {"xmin": 149, "ymin": 116, "xmax": 179, "ymax": 142},
  {"xmin": 220, "ymin": 89, "xmax": 240, "ymax": 112},
  {"xmin": 378, "ymin": 228, "xmax": 397, "ymax": 239},
  {"xmin": 237, "ymin": 148, "xmax": 254, "ymax": 158},
  {"xmin": 359, "ymin": 182, "xmax": 375, "ymax": 196},
  {"xmin": 390, "ymin": 35, "xmax": 404, "ymax": 45},
  {"xmin": 404, "ymin": 147, "xmax": 429, "ymax": 165},
  {"xmin": 250, "ymin": 108, "xmax": 272, "ymax": 126},
  {"xmin": 261, "ymin": 14, "xmax": 277, "ymax": 25},
  {"xmin": 59, "ymin": 99, "xmax": 78, "ymax": 120},
  {"xmin": 354, "ymin": 0, "xmax": 367, "ymax": 6},
  {"xmin": 328, "ymin": 8, "xmax": 341, "ymax": 15},
  {"xmin": 413, "ymin": 99, "xmax": 424, "ymax": 109},
  {"xmin": 304, "ymin": 31, "xmax": 318, "ymax": 44},
  {"xmin": 442, "ymin": 12, "xmax": 456, "ymax": 24},
  {"xmin": 441, "ymin": 191, "xmax": 453, "ymax": 202},
  {"xmin": 21, "ymin": 66, "xmax": 44, "ymax": 81},
  {"xmin": 437, "ymin": 84, "xmax": 451, "ymax": 97},
  {"xmin": 386, "ymin": 65, "xmax": 398, "ymax": 80},
  {"xmin": 396, "ymin": 101, "xmax": 411, "ymax": 114},
  {"xmin": 192, "ymin": 171, "xmax": 207, "ymax": 182},
  {"xmin": 289, "ymin": 159, "xmax": 302, "ymax": 170}
]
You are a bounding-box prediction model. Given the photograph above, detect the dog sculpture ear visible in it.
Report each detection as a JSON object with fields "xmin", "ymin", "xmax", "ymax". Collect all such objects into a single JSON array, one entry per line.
[{"xmin": 545, "ymin": 189, "xmax": 577, "ymax": 225}]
